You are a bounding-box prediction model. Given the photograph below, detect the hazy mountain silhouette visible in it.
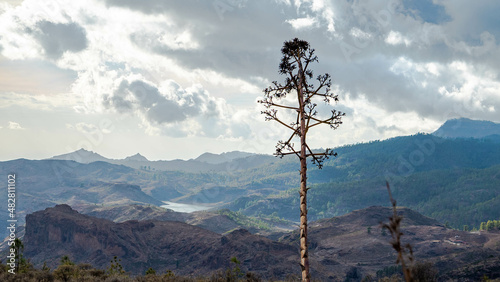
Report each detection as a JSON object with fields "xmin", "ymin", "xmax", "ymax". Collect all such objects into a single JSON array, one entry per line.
[
  {"xmin": 49, "ymin": 149, "xmax": 270, "ymax": 172},
  {"xmin": 433, "ymin": 117, "xmax": 500, "ymax": 139},
  {"xmin": 50, "ymin": 148, "xmax": 109, "ymax": 163},
  {"xmin": 195, "ymin": 151, "xmax": 254, "ymax": 164},
  {"xmin": 124, "ymin": 153, "xmax": 149, "ymax": 162}
]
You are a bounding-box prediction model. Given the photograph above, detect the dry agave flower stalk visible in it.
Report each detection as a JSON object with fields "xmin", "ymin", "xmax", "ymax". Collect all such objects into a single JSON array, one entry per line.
[{"xmin": 381, "ymin": 181, "xmax": 414, "ymax": 282}]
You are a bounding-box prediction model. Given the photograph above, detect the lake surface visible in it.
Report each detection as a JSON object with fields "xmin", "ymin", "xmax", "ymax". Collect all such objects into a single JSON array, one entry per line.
[{"xmin": 161, "ymin": 201, "xmax": 212, "ymax": 213}]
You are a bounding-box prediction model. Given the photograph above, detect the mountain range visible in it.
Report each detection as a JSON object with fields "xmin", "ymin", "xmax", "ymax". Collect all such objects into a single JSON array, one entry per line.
[
  {"xmin": 1, "ymin": 118, "xmax": 500, "ymax": 237},
  {"xmin": 1, "ymin": 117, "xmax": 500, "ymax": 279},
  {"xmin": 47, "ymin": 117, "xmax": 500, "ymax": 169},
  {"xmin": 49, "ymin": 148, "xmax": 273, "ymax": 173}
]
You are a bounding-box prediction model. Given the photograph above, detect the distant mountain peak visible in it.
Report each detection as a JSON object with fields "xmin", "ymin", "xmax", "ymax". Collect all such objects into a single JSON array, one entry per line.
[
  {"xmin": 195, "ymin": 151, "xmax": 254, "ymax": 164},
  {"xmin": 50, "ymin": 148, "xmax": 109, "ymax": 163},
  {"xmin": 124, "ymin": 153, "xmax": 149, "ymax": 162},
  {"xmin": 72, "ymin": 148, "xmax": 97, "ymax": 154},
  {"xmin": 433, "ymin": 118, "xmax": 500, "ymax": 139},
  {"xmin": 71, "ymin": 148, "xmax": 96, "ymax": 155}
]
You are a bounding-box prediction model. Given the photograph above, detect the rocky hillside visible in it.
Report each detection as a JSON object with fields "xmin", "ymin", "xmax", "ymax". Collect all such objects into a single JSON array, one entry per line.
[
  {"xmin": 24, "ymin": 204, "xmax": 299, "ymax": 279},
  {"xmin": 77, "ymin": 204, "xmax": 282, "ymax": 235},
  {"xmin": 22, "ymin": 205, "xmax": 500, "ymax": 280},
  {"xmin": 279, "ymin": 206, "xmax": 500, "ymax": 280}
]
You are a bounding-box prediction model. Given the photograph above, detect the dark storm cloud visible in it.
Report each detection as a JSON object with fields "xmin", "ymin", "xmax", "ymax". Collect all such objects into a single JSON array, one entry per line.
[
  {"xmin": 110, "ymin": 0, "xmax": 304, "ymax": 81},
  {"xmin": 104, "ymin": 79, "xmax": 220, "ymax": 125},
  {"xmin": 128, "ymin": 80, "xmax": 190, "ymax": 123},
  {"xmin": 33, "ymin": 21, "xmax": 88, "ymax": 59},
  {"xmin": 104, "ymin": 80, "xmax": 134, "ymax": 113},
  {"xmin": 441, "ymin": 1, "xmax": 500, "ymax": 42}
]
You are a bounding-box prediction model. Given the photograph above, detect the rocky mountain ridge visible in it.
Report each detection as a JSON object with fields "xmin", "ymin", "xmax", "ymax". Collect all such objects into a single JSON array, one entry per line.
[
  {"xmin": 22, "ymin": 204, "xmax": 500, "ymax": 280},
  {"xmin": 24, "ymin": 204, "xmax": 299, "ymax": 279}
]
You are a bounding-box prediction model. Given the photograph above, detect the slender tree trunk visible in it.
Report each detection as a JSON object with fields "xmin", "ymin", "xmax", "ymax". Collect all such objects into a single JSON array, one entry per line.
[
  {"xmin": 299, "ymin": 140, "xmax": 309, "ymax": 281},
  {"xmin": 260, "ymin": 39, "xmax": 343, "ymax": 281},
  {"xmin": 297, "ymin": 60, "xmax": 310, "ymax": 282}
]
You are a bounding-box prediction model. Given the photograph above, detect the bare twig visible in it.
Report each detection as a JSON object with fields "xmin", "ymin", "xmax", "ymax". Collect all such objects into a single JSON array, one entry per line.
[{"xmin": 382, "ymin": 181, "xmax": 414, "ymax": 282}]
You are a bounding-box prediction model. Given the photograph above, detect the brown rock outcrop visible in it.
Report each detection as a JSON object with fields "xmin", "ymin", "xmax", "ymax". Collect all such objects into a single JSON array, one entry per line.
[{"xmin": 24, "ymin": 204, "xmax": 299, "ymax": 278}]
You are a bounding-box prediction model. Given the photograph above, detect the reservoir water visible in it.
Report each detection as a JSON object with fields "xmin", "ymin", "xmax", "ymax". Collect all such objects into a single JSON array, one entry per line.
[{"xmin": 161, "ymin": 201, "xmax": 212, "ymax": 213}]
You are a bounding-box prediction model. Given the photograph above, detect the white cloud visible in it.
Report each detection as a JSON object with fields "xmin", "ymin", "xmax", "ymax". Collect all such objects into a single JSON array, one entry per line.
[
  {"xmin": 8, "ymin": 121, "xmax": 24, "ymax": 130},
  {"xmin": 296, "ymin": 0, "xmax": 335, "ymax": 33},
  {"xmin": 75, "ymin": 122, "xmax": 98, "ymax": 134},
  {"xmin": 385, "ymin": 30, "xmax": 411, "ymax": 46},
  {"xmin": 0, "ymin": 92, "xmax": 81, "ymax": 110},
  {"xmin": 437, "ymin": 61, "xmax": 500, "ymax": 113},
  {"xmin": 350, "ymin": 27, "xmax": 372, "ymax": 40},
  {"xmin": 155, "ymin": 30, "xmax": 200, "ymax": 51},
  {"xmin": 287, "ymin": 17, "xmax": 317, "ymax": 30}
]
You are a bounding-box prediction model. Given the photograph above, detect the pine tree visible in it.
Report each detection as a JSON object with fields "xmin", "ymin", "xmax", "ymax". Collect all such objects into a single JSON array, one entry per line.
[
  {"xmin": 480, "ymin": 222, "xmax": 486, "ymax": 231},
  {"xmin": 486, "ymin": 220, "xmax": 495, "ymax": 231}
]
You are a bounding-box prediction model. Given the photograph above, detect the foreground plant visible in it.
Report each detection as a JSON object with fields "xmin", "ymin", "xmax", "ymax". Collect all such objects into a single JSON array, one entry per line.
[
  {"xmin": 259, "ymin": 37, "xmax": 344, "ymax": 281},
  {"xmin": 382, "ymin": 181, "xmax": 414, "ymax": 282}
]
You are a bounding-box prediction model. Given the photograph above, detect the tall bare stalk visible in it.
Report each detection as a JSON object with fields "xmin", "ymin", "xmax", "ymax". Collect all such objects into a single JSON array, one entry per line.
[
  {"xmin": 382, "ymin": 181, "xmax": 414, "ymax": 282},
  {"xmin": 259, "ymin": 38, "xmax": 344, "ymax": 281}
]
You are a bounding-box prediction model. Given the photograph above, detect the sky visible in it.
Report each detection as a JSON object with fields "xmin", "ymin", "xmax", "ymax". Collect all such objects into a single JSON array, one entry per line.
[{"xmin": 1, "ymin": 0, "xmax": 499, "ymax": 161}]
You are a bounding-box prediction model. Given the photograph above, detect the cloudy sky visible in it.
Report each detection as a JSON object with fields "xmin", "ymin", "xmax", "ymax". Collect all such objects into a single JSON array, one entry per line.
[{"xmin": 1, "ymin": 0, "xmax": 499, "ymax": 161}]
